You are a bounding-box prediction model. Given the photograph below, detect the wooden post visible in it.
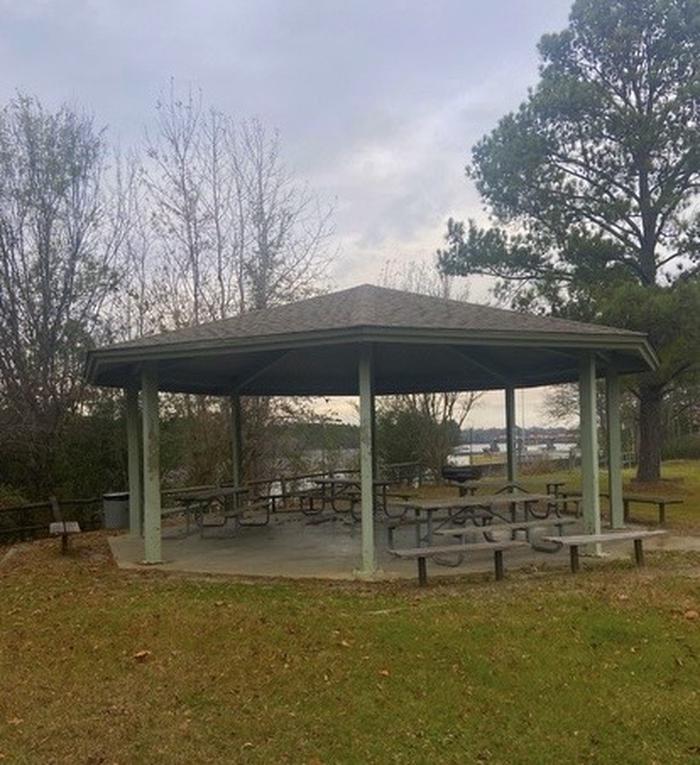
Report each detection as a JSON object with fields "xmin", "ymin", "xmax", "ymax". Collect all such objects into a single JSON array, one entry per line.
[
  {"xmin": 417, "ymin": 557, "xmax": 428, "ymax": 587},
  {"xmin": 125, "ymin": 385, "xmax": 142, "ymax": 537},
  {"xmin": 494, "ymin": 549, "xmax": 504, "ymax": 581},
  {"xmin": 505, "ymin": 386, "xmax": 517, "ymax": 484},
  {"xmin": 141, "ymin": 363, "xmax": 162, "ymax": 564},
  {"xmin": 634, "ymin": 538, "xmax": 644, "ymax": 566},
  {"xmin": 579, "ymin": 353, "xmax": 602, "ymax": 546},
  {"xmin": 570, "ymin": 545, "xmax": 580, "ymax": 573},
  {"xmin": 357, "ymin": 345, "xmax": 377, "ymax": 578},
  {"xmin": 605, "ymin": 367, "xmax": 625, "ymax": 529}
]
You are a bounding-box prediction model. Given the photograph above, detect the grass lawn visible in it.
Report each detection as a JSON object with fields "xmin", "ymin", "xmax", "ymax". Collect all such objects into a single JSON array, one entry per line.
[{"xmin": 1, "ymin": 532, "xmax": 699, "ymax": 764}]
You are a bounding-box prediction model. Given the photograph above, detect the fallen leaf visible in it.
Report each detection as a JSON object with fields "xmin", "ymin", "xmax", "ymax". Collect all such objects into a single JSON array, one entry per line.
[
  {"xmin": 378, "ymin": 669, "xmax": 390, "ymax": 677},
  {"xmin": 339, "ymin": 640, "xmax": 351, "ymax": 648},
  {"xmin": 683, "ymin": 609, "xmax": 699, "ymax": 621},
  {"xmin": 133, "ymin": 650, "xmax": 152, "ymax": 662}
]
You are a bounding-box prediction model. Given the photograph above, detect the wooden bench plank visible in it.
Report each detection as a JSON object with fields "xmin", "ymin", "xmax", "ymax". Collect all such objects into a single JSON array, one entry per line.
[
  {"xmin": 542, "ymin": 529, "xmax": 667, "ymax": 572},
  {"xmin": 434, "ymin": 518, "xmax": 576, "ymax": 543},
  {"xmin": 600, "ymin": 493, "xmax": 683, "ymax": 504},
  {"xmin": 542, "ymin": 530, "xmax": 666, "ymax": 546},
  {"xmin": 49, "ymin": 521, "xmax": 81, "ymax": 535},
  {"xmin": 390, "ymin": 541, "xmax": 529, "ymax": 585},
  {"xmin": 387, "ymin": 509, "xmax": 492, "ymax": 530},
  {"xmin": 435, "ymin": 518, "xmax": 576, "ymax": 535},
  {"xmin": 391, "ymin": 541, "xmax": 529, "ymax": 558}
]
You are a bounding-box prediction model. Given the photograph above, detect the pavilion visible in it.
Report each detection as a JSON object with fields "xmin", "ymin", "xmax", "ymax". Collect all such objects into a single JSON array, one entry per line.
[{"xmin": 85, "ymin": 284, "xmax": 658, "ymax": 577}]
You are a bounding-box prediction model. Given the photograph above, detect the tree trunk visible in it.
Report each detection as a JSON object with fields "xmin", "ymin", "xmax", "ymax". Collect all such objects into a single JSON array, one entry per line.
[{"xmin": 636, "ymin": 383, "xmax": 663, "ymax": 482}]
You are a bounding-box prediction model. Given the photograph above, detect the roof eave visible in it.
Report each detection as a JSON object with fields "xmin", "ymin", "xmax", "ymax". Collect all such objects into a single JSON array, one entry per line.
[{"xmin": 85, "ymin": 325, "xmax": 657, "ymax": 387}]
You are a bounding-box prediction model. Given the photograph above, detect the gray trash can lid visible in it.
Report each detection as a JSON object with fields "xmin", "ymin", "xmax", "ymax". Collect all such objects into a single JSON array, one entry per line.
[{"xmin": 103, "ymin": 492, "xmax": 129, "ymax": 500}]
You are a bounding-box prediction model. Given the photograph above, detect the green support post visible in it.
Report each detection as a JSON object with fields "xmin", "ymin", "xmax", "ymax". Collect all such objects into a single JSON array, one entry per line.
[
  {"xmin": 505, "ymin": 386, "xmax": 517, "ymax": 484},
  {"xmin": 141, "ymin": 363, "xmax": 162, "ymax": 564},
  {"xmin": 357, "ymin": 345, "xmax": 377, "ymax": 578},
  {"xmin": 125, "ymin": 385, "xmax": 142, "ymax": 537},
  {"xmin": 230, "ymin": 395, "xmax": 243, "ymax": 489},
  {"xmin": 605, "ymin": 367, "xmax": 624, "ymax": 529},
  {"xmin": 579, "ymin": 353, "xmax": 602, "ymax": 545}
]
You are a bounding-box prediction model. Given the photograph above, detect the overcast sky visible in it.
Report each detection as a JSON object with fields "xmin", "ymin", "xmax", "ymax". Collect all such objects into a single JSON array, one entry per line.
[{"xmin": 0, "ymin": 0, "xmax": 575, "ymax": 427}]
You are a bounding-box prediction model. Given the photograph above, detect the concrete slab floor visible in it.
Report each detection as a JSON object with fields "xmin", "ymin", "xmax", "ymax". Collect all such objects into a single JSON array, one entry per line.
[{"xmin": 108, "ymin": 512, "xmax": 700, "ymax": 582}]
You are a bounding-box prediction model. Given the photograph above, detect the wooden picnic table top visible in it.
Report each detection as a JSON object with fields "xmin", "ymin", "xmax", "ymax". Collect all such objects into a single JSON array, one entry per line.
[
  {"xmin": 397, "ymin": 493, "xmax": 554, "ymax": 512},
  {"xmin": 312, "ymin": 477, "xmax": 391, "ymax": 487},
  {"xmin": 172, "ymin": 486, "xmax": 248, "ymax": 502},
  {"xmin": 448, "ymin": 479, "xmax": 524, "ymax": 488},
  {"xmin": 599, "ymin": 492, "xmax": 683, "ymax": 504},
  {"xmin": 452, "ymin": 479, "xmax": 566, "ymax": 491}
]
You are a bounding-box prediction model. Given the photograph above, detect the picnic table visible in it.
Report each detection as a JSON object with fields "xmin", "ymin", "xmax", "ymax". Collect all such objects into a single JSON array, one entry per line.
[
  {"xmin": 396, "ymin": 493, "xmax": 555, "ymax": 545},
  {"xmin": 312, "ymin": 477, "xmax": 393, "ymax": 515},
  {"xmin": 599, "ymin": 492, "xmax": 683, "ymax": 525},
  {"xmin": 449, "ymin": 479, "xmax": 529, "ymax": 496},
  {"xmin": 169, "ymin": 485, "xmax": 250, "ymax": 535},
  {"xmin": 545, "ymin": 481, "xmax": 566, "ymax": 495},
  {"xmin": 451, "ymin": 479, "xmax": 566, "ymax": 500}
]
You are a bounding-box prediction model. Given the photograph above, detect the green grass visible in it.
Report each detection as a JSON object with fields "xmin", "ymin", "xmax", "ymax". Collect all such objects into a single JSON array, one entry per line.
[{"xmin": 1, "ymin": 533, "xmax": 699, "ymax": 764}]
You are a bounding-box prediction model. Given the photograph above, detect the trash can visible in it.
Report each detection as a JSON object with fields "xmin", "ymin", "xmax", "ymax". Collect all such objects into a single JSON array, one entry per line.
[{"xmin": 103, "ymin": 492, "xmax": 130, "ymax": 529}]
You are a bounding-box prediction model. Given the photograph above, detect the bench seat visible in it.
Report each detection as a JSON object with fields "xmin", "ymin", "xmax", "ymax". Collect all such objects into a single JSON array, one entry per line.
[
  {"xmin": 434, "ymin": 517, "xmax": 576, "ymax": 542},
  {"xmin": 390, "ymin": 540, "xmax": 529, "ymax": 585},
  {"xmin": 49, "ymin": 496, "xmax": 81, "ymax": 554},
  {"xmin": 542, "ymin": 529, "xmax": 667, "ymax": 572},
  {"xmin": 49, "ymin": 520, "xmax": 81, "ymax": 554},
  {"xmin": 599, "ymin": 493, "xmax": 682, "ymax": 525},
  {"xmin": 385, "ymin": 510, "xmax": 493, "ymax": 547},
  {"xmin": 49, "ymin": 521, "xmax": 81, "ymax": 535}
]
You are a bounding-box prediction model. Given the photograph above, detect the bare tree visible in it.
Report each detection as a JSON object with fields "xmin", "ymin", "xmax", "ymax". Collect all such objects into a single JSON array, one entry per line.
[
  {"xmin": 0, "ymin": 94, "xmax": 126, "ymax": 490},
  {"xmin": 237, "ymin": 119, "xmax": 333, "ymax": 310},
  {"xmin": 142, "ymin": 84, "xmax": 334, "ymax": 326},
  {"xmin": 143, "ymin": 84, "xmax": 210, "ymax": 327},
  {"xmin": 139, "ymin": 84, "xmax": 335, "ymax": 482}
]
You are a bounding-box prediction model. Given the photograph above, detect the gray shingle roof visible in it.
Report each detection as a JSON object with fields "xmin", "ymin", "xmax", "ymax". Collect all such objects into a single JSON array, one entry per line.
[
  {"xmin": 86, "ymin": 284, "xmax": 656, "ymax": 394},
  {"xmin": 106, "ymin": 283, "xmax": 642, "ymax": 352}
]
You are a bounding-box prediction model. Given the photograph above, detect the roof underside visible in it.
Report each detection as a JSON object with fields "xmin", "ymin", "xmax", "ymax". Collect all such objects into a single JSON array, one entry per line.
[{"xmin": 86, "ymin": 285, "xmax": 657, "ymax": 395}]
